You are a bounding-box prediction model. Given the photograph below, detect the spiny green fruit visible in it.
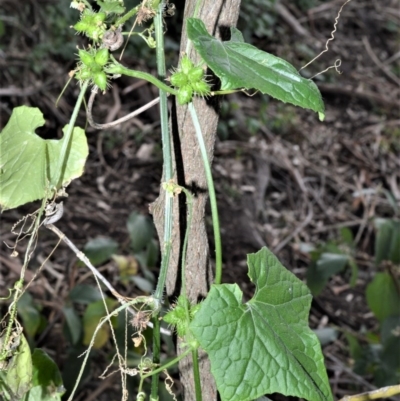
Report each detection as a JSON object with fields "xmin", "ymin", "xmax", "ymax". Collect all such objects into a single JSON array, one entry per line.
[
  {"xmin": 79, "ymin": 50, "xmax": 95, "ymax": 66},
  {"xmin": 170, "ymin": 71, "xmax": 188, "ymax": 87},
  {"xmin": 180, "ymin": 55, "xmax": 194, "ymax": 75},
  {"xmin": 86, "ymin": 26, "xmax": 103, "ymax": 41},
  {"xmin": 93, "ymin": 71, "xmax": 108, "ymax": 91},
  {"xmin": 93, "ymin": 12, "xmax": 106, "ymax": 24},
  {"xmin": 94, "ymin": 48, "xmax": 109, "ymax": 66},
  {"xmin": 76, "ymin": 67, "xmax": 91, "ymax": 80},
  {"xmin": 177, "ymin": 85, "xmax": 193, "ymax": 105},
  {"xmin": 89, "ymin": 62, "xmax": 102, "ymax": 73},
  {"xmin": 188, "ymin": 66, "xmax": 204, "ymax": 83},
  {"xmin": 163, "ymin": 296, "xmax": 192, "ymax": 337},
  {"xmin": 74, "ymin": 21, "xmax": 89, "ymax": 32},
  {"xmin": 192, "ymin": 80, "xmax": 211, "ymax": 96}
]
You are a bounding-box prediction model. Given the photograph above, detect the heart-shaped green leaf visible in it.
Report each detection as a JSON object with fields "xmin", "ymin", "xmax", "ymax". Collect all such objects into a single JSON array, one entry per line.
[
  {"xmin": 0, "ymin": 106, "xmax": 88, "ymax": 210},
  {"xmin": 187, "ymin": 18, "xmax": 325, "ymax": 120},
  {"xmin": 190, "ymin": 247, "xmax": 333, "ymax": 401}
]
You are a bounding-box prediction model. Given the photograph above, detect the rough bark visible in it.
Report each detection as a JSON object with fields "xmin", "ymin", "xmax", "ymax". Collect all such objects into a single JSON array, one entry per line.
[{"xmin": 149, "ymin": 1, "xmax": 241, "ymax": 399}]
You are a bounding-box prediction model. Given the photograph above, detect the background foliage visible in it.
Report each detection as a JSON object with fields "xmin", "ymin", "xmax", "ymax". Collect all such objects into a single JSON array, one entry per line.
[{"xmin": 1, "ymin": 0, "xmax": 399, "ymax": 399}]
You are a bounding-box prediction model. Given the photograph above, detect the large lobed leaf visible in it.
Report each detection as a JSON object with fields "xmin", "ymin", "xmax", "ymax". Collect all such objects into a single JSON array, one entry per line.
[
  {"xmin": 190, "ymin": 247, "xmax": 333, "ymax": 401},
  {"xmin": 187, "ymin": 18, "xmax": 325, "ymax": 120},
  {"xmin": 0, "ymin": 106, "xmax": 88, "ymax": 210}
]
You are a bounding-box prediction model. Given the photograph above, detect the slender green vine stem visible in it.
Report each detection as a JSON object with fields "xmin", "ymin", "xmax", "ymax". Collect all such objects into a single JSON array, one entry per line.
[
  {"xmin": 192, "ymin": 349, "xmax": 202, "ymax": 401},
  {"xmin": 188, "ymin": 102, "xmax": 223, "ymax": 284},
  {"xmin": 53, "ymin": 81, "xmax": 89, "ymax": 189},
  {"xmin": 0, "ymin": 195, "xmax": 47, "ymax": 360},
  {"xmin": 106, "ymin": 59, "xmax": 178, "ymax": 96},
  {"xmin": 151, "ymin": 2, "xmax": 175, "ymax": 398},
  {"xmin": 141, "ymin": 346, "xmax": 193, "ymax": 381},
  {"xmin": 150, "ymin": 316, "xmax": 161, "ymax": 397},
  {"xmin": 115, "ymin": 5, "xmax": 140, "ymax": 27},
  {"xmin": 153, "ymin": 0, "xmax": 174, "ymax": 301},
  {"xmin": 180, "ymin": 188, "xmax": 193, "ymax": 298}
]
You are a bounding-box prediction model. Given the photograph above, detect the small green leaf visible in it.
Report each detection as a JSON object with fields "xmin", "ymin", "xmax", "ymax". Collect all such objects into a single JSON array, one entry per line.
[
  {"xmin": 145, "ymin": 238, "xmax": 159, "ymax": 268},
  {"xmin": 83, "ymin": 299, "xmax": 117, "ymax": 349},
  {"xmin": 63, "ymin": 306, "xmax": 82, "ymax": 345},
  {"xmin": 0, "ymin": 21, "xmax": 5, "ymax": 38},
  {"xmin": 27, "ymin": 349, "xmax": 65, "ymax": 400},
  {"xmin": 127, "ymin": 212, "xmax": 155, "ymax": 253},
  {"xmin": 17, "ymin": 292, "xmax": 41, "ymax": 339},
  {"xmin": 131, "ymin": 276, "xmax": 154, "ymax": 293},
  {"xmin": 83, "ymin": 237, "xmax": 118, "ymax": 266},
  {"xmin": 187, "ymin": 18, "xmax": 325, "ymax": 118},
  {"xmin": 306, "ymin": 253, "xmax": 349, "ymax": 295},
  {"xmin": 374, "ymin": 218, "xmax": 400, "ymax": 265},
  {"xmin": 68, "ymin": 284, "xmax": 103, "ymax": 304},
  {"xmin": 190, "ymin": 247, "xmax": 333, "ymax": 401},
  {"xmin": 2, "ymin": 333, "xmax": 33, "ymax": 399},
  {"xmin": 366, "ymin": 272, "xmax": 400, "ymax": 322},
  {"xmin": 0, "ymin": 107, "xmax": 88, "ymax": 210},
  {"xmin": 96, "ymin": 1, "xmax": 125, "ymax": 14},
  {"xmin": 348, "ymin": 257, "xmax": 358, "ymax": 288},
  {"xmin": 344, "ymin": 333, "xmax": 362, "ymax": 361},
  {"xmin": 340, "ymin": 227, "xmax": 354, "ymax": 246},
  {"xmin": 380, "ymin": 316, "xmax": 400, "ymax": 373}
]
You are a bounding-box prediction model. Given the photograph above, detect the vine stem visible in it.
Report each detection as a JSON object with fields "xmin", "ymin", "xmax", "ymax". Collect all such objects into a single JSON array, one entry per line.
[
  {"xmin": 139, "ymin": 346, "xmax": 193, "ymax": 385},
  {"xmin": 188, "ymin": 102, "xmax": 223, "ymax": 284},
  {"xmin": 0, "ymin": 195, "xmax": 48, "ymax": 360},
  {"xmin": 115, "ymin": 5, "xmax": 140, "ymax": 27},
  {"xmin": 106, "ymin": 58, "xmax": 178, "ymax": 96},
  {"xmin": 151, "ymin": 2, "xmax": 174, "ymax": 399},
  {"xmin": 53, "ymin": 81, "xmax": 89, "ymax": 189},
  {"xmin": 2, "ymin": 80, "xmax": 88, "ymax": 359},
  {"xmin": 179, "ymin": 187, "xmax": 203, "ymax": 399},
  {"xmin": 192, "ymin": 348, "xmax": 203, "ymax": 401}
]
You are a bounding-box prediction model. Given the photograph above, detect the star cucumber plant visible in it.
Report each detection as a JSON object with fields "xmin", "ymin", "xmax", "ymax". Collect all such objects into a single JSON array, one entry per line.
[{"xmin": 0, "ymin": 1, "xmax": 337, "ymax": 400}]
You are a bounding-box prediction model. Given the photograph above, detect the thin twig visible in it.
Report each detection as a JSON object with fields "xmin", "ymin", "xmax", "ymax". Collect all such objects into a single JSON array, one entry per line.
[
  {"xmin": 87, "ymin": 86, "xmax": 160, "ymax": 130},
  {"xmin": 362, "ymin": 36, "xmax": 400, "ymax": 87},
  {"xmin": 45, "ymin": 223, "xmax": 170, "ymax": 335},
  {"xmin": 273, "ymin": 202, "xmax": 314, "ymax": 253},
  {"xmin": 326, "ymin": 353, "xmax": 376, "ymax": 391},
  {"xmin": 338, "ymin": 385, "xmax": 400, "ymax": 401}
]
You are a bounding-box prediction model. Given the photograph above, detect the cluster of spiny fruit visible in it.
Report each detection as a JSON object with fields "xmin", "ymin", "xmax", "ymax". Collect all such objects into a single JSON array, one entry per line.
[{"xmin": 170, "ymin": 55, "xmax": 211, "ymax": 105}]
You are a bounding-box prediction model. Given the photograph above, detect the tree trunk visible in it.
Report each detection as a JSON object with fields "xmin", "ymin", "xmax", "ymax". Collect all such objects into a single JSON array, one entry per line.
[{"xmin": 150, "ymin": 1, "xmax": 241, "ymax": 399}]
